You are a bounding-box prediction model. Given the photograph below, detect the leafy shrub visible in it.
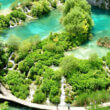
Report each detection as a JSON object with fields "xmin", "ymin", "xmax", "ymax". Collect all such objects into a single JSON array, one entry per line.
[
  {"xmin": 31, "ymin": 0, "xmax": 50, "ymax": 17},
  {"xmin": 60, "ymin": 55, "xmax": 79, "ymax": 76},
  {"xmin": 33, "ymin": 89, "xmax": 46, "ymax": 104},
  {"xmin": 0, "ymin": 102, "xmax": 8, "ymax": 110},
  {"xmin": 8, "ymin": 62, "xmax": 13, "ymax": 68},
  {"xmin": 50, "ymin": 0, "xmax": 57, "ymax": 8},
  {"xmin": 49, "ymin": 95, "xmax": 60, "ymax": 104},
  {"xmin": 10, "ymin": 10, "xmax": 26, "ymax": 21},
  {"xmin": 89, "ymin": 54, "xmax": 103, "ymax": 69},
  {"xmin": 3, "ymin": 70, "xmax": 30, "ymax": 99},
  {"xmin": 0, "ymin": 15, "xmax": 10, "ymax": 29}
]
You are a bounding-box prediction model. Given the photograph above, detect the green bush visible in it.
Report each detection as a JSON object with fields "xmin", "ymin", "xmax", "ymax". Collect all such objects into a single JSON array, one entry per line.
[
  {"xmin": 60, "ymin": 55, "xmax": 79, "ymax": 76},
  {"xmin": 60, "ymin": 0, "xmax": 65, "ymax": 3},
  {"xmin": 18, "ymin": 61, "xmax": 29, "ymax": 73},
  {"xmin": 33, "ymin": 90, "xmax": 46, "ymax": 104},
  {"xmin": 0, "ymin": 15, "xmax": 10, "ymax": 30},
  {"xmin": 89, "ymin": 54, "xmax": 103, "ymax": 69},
  {"xmin": 0, "ymin": 102, "xmax": 8, "ymax": 110},
  {"xmin": 8, "ymin": 62, "xmax": 13, "ymax": 68},
  {"xmin": 50, "ymin": 86, "xmax": 59, "ymax": 96},
  {"xmin": 49, "ymin": 95, "xmax": 60, "ymax": 104},
  {"xmin": 31, "ymin": 0, "xmax": 50, "ymax": 17},
  {"xmin": 28, "ymin": 62, "xmax": 44, "ymax": 79},
  {"xmin": 31, "ymin": 5, "xmax": 43, "ymax": 17},
  {"xmin": 50, "ymin": 0, "xmax": 57, "ymax": 8},
  {"xmin": 10, "ymin": 10, "xmax": 26, "ymax": 21},
  {"xmin": 3, "ymin": 70, "xmax": 30, "ymax": 99},
  {"xmin": 35, "ymin": 76, "xmax": 42, "ymax": 85},
  {"xmin": 65, "ymin": 96, "xmax": 72, "ymax": 104}
]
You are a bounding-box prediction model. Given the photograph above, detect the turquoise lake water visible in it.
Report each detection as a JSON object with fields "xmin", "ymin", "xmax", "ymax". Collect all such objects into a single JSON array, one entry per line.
[
  {"xmin": 0, "ymin": 0, "xmax": 15, "ymax": 9},
  {"xmin": 2, "ymin": 9, "xmax": 63, "ymax": 41}
]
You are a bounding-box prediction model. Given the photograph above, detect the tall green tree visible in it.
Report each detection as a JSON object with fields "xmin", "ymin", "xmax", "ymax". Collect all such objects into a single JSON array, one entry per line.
[{"xmin": 62, "ymin": 0, "xmax": 93, "ymax": 44}]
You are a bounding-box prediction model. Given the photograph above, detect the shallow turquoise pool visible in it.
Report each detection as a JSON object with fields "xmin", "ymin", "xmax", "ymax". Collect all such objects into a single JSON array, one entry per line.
[
  {"xmin": 2, "ymin": 9, "xmax": 63, "ymax": 40},
  {"xmin": 0, "ymin": 0, "xmax": 15, "ymax": 9},
  {"xmin": 68, "ymin": 7, "xmax": 110, "ymax": 59}
]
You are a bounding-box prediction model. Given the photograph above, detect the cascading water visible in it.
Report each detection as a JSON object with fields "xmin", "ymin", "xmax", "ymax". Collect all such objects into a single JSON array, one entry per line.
[{"xmin": 59, "ymin": 77, "xmax": 66, "ymax": 106}]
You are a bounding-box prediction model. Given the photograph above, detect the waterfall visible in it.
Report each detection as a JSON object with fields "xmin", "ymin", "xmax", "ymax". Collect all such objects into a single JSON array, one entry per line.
[
  {"xmin": 59, "ymin": 76, "xmax": 66, "ymax": 106},
  {"xmin": 25, "ymin": 7, "xmax": 31, "ymax": 13},
  {"xmin": 22, "ymin": 7, "xmax": 30, "ymax": 14},
  {"xmin": 18, "ymin": 19, "xmax": 22, "ymax": 25},
  {"xmin": 8, "ymin": 52, "xmax": 16, "ymax": 70},
  {"xmin": 46, "ymin": 98, "xmax": 51, "ymax": 105},
  {"xmin": 10, "ymin": 18, "xmax": 17, "ymax": 28},
  {"xmin": 26, "ymin": 82, "xmax": 37, "ymax": 102},
  {"xmin": 26, "ymin": 15, "xmax": 33, "ymax": 19}
]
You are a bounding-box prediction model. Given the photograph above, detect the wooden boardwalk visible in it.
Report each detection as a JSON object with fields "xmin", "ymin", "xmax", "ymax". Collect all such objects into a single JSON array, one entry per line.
[
  {"xmin": 1, "ymin": 83, "xmax": 110, "ymax": 110},
  {"xmin": 0, "ymin": 83, "xmax": 85, "ymax": 110},
  {"xmin": 0, "ymin": 94, "xmax": 86, "ymax": 110}
]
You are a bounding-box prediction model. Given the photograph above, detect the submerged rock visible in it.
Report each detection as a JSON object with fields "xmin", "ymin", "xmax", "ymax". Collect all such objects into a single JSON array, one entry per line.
[{"xmin": 97, "ymin": 37, "xmax": 110, "ymax": 48}]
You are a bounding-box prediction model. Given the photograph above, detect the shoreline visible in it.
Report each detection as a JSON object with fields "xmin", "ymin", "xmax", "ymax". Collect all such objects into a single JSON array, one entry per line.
[
  {"xmin": 0, "ymin": 1, "xmax": 63, "ymax": 31},
  {"xmin": 0, "ymin": 8, "xmax": 12, "ymax": 16}
]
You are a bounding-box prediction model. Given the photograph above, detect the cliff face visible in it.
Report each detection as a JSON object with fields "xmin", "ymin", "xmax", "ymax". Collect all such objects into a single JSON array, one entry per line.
[{"xmin": 87, "ymin": 0, "xmax": 110, "ymax": 10}]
